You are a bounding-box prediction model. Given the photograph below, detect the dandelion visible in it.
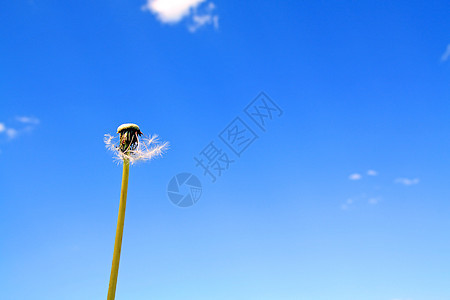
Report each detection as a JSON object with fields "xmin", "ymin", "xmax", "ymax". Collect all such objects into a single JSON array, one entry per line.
[
  {"xmin": 105, "ymin": 123, "xmax": 168, "ymax": 300},
  {"xmin": 104, "ymin": 123, "xmax": 168, "ymax": 164}
]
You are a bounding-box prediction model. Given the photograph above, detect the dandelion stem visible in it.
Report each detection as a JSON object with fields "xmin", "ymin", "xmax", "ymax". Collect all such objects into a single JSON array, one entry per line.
[{"xmin": 107, "ymin": 158, "xmax": 130, "ymax": 300}]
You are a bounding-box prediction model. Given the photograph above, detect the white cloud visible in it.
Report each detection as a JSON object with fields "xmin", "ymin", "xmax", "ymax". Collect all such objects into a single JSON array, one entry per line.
[
  {"xmin": 188, "ymin": 2, "xmax": 218, "ymax": 32},
  {"xmin": 341, "ymin": 198, "xmax": 354, "ymax": 210},
  {"xmin": 142, "ymin": 0, "xmax": 218, "ymax": 32},
  {"xmin": 441, "ymin": 44, "xmax": 450, "ymax": 62},
  {"xmin": 142, "ymin": 0, "xmax": 205, "ymax": 23},
  {"xmin": 5, "ymin": 128, "xmax": 18, "ymax": 139},
  {"xmin": 16, "ymin": 116, "xmax": 40, "ymax": 125},
  {"xmin": 368, "ymin": 197, "xmax": 381, "ymax": 205},
  {"xmin": 367, "ymin": 169, "xmax": 378, "ymax": 176},
  {"xmin": 395, "ymin": 178, "xmax": 420, "ymax": 186},
  {"xmin": 0, "ymin": 123, "xmax": 17, "ymax": 139},
  {"xmin": 0, "ymin": 116, "xmax": 40, "ymax": 141},
  {"xmin": 349, "ymin": 173, "xmax": 362, "ymax": 180}
]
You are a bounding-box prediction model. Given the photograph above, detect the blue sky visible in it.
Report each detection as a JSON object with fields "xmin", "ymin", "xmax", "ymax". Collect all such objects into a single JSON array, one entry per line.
[{"xmin": 1, "ymin": 1, "xmax": 450, "ymax": 299}]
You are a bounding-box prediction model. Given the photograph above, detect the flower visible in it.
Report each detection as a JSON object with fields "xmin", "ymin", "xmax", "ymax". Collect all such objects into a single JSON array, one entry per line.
[{"xmin": 104, "ymin": 123, "xmax": 169, "ymax": 164}]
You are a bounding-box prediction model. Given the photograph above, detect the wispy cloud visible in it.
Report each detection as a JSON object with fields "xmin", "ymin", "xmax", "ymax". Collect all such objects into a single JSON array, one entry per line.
[
  {"xmin": 341, "ymin": 198, "xmax": 354, "ymax": 210},
  {"xmin": 367, "ymin": 169, "xmax": 378, "ymax": 176},
  {"xmin": 16, "ymin": 116, "xmax": 40, "ymax": 125},
  {"xmin": 142, "ymin": 0, "xmax": 218, "ymax": 32},
  {"xmin": 441, "ymin": 44, "xmax": 450, "ymax": 62},
  {"xmin": 344, "ymin": 168, "xmax": 421, "ymax": 210},
  {"xmin": 5, "ymin": 128, "xmax": 18, "ymax": 139},
  {"xmin": 0, "ymin": 122, "xmax": 18, "ymax": 139},
  {"xmin": 0, "ymin": 116, "xmax": 40, "ymax": 141},
  {"xmin": 395, "ymin": 178, "xmax": 420, "ymax": 186},
  {"xmin": 368, "ymin": 197, "xmax": 381, "ymax": 205},
  {"xmin": 188, "ymin": 3, "xmax": 218, "ymax": 32},
  {"xmin": 341, "ymin": 193, "xmax": 382, "ymax": 210},
  {"xmin": 349, "ymin": 173, "xmax": 362, "ymax": 180}
]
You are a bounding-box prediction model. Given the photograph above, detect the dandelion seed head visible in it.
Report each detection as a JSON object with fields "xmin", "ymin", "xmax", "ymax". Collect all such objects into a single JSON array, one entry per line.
[{"xmin": 105, "ymin": 124, "xmax": 169, "ymax": 164}]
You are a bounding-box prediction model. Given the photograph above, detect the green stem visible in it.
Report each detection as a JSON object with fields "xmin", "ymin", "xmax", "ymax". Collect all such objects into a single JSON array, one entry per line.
[{"xmin": 107, "ymin": 158, "xmax": 130, "ymax": 300}]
